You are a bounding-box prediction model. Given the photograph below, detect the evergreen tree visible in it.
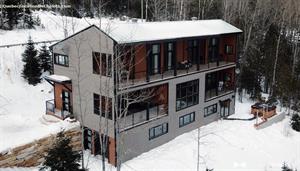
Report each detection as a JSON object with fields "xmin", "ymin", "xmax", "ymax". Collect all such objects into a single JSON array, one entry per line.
[
  {"xmin": 22, "ymin": 36, "xmax": 41, "ymax": 85},
  {"xmin": 38, "ymin": 44, "xmax": 52, "ymax": 73},
  {"xmin": 4, "ymin": 0, "xmax": 20, "ymax": 30},
  {"xmin": 291, "ymin": 114, "xmax": 300, "ymax": 132},
  {"xmin": 24, "ymin": 8, "xmax": 35, "ymax": 29},
  {"xmin": 40, "ymin": 132, "xmax": 83, "ymax": 171},
  {"xmin": 282, "ymin": 162, "xmax": 294, "ymax": 171}
]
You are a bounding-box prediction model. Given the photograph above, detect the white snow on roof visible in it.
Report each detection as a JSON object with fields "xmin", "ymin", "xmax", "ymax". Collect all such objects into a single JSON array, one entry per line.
[
  {"xmin": 45, "ymin": 74, "xmax": 71, "ymax": 83},
  {"xmin": 102, "ymin": 19, "xmax": 242, "ymax": 44}
]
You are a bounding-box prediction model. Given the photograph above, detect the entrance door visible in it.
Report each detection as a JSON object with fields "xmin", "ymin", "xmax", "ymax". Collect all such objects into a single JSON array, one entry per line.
[
  {"xmin": 62, "ymin": 90, "xmax": 71, "ymax": 112},
  {"xmin": 220, "ymin": 99, "xmax": 230, "ymax": 117}
]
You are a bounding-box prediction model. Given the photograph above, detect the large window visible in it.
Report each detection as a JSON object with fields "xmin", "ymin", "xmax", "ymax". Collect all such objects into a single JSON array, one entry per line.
[
  {"xmin": 93, "ymin": 52, "xmax": 112, "ymax": 77},
  {"xmin": 93, "ymin": 93, "xmax": 112, "ymax": 120},
  {"xmin": 188, "ymin": 40, "xmax": 199, "ymax": 65},
  {"xmin": 54, "ymin": 53, "xmax": 69, "ymax": 66},
  {"xmin": 149, "ymin": 123, "xmax": 168, "ymax": 140},
  {"xmin": 176, "ymin": 80, "xmax": 199, "ymax": 111},
  {"xmin": 149, "ymin": 44, "xmax": 161, "ymax": 75},
  {"xmin": 179, "ymin": 112, "xmax": 195, "ymax": 127},
  {"xmin": 164, "ymin": 42, "xmax": 175, "ymax": 70},
  {"xmin": 204, "ymin": 104, "xmax": 217, "ymax": 117},
  {"xmin": 208, "ymin": 37, "xmax": 219, "ymax": 62}
]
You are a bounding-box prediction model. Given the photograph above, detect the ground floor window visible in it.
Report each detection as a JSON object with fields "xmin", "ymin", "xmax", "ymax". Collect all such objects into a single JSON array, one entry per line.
[
  {"xmin": 83, "ymin": 128, "xmax": 93, "ymax": 150},
  {"xmin": 179, "ymin": 112, "xmax": 195, "ymax": 127},
  {"xmin": 204, "ymin": 104, "xmax": 217, "ymax": 117},
  {"xmin": 149, "ymin": 123, "xmax": 168, "ymax": 140}
]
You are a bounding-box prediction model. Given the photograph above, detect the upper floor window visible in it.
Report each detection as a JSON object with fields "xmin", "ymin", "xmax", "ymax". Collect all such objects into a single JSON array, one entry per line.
[
  {"xmin": 225, "ymin": 45, "xmax": 233, "ymax": 55},
  {"xmin": 179, "ymin": 112, "xmax": 195, "ymax": 127},
  {"xmin": 149, "ymin": 44, "xmax": 161, "ymax": 75},
  {"xmin": 54, "ymin": 53, "xmax": 69, "ymax": 67},
  {"xmin": 176, "ymin": 80, "xmax": 199, "ymax": 111},
  {"xmin": 93, "ymin": 52, "xmax": 112, "ymax": 77},
  {"xmin": 93, "ymin": 93, "xmax": 112, "ymax": 120},
  {"xmin": 149, "ymin": 123, "xmax": 168, "ymax": 140},
  {"xmin": 208, "ymin": 37, "xmax": 219, "ymax": 62},
  {"xmin": 164, "ymin": 42, "xmax": 175, "ymax": 70},
  {"xmin": 204, "ymin": 104, "xmax": 217, "ymax": 117},
  {"xmin": 188, "ymin": 40, "xmax": 199, "ymax": 65}
]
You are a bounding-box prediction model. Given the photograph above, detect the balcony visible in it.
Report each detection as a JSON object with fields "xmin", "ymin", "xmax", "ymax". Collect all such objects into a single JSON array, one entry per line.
[
  {"xmin": 119, "ymin": 59, "xmax": 234, "ymax": 88},
  {"xmin": 119, "ymin": 104, "xmax": 168, "ymax": 130},
  {"xmin": 205, "ymin": 68, "xmax": 235, "ymax": 100},
  {"xmin": 46, "ymin": 99, "xmax": 71, "ymax": 119},
  {"xmin": 118, "ymin": 84, "xmax": 168, "ymax": 130}
]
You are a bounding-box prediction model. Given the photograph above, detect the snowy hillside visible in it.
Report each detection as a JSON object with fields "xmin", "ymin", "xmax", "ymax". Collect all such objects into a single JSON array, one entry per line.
[
  {"xmin": 0, "ymin": 11, "xmax": 100, "ymax": 152},
  {"xmin": 0, "ymin": 11, "xmax": 299, "ymax": 171}
]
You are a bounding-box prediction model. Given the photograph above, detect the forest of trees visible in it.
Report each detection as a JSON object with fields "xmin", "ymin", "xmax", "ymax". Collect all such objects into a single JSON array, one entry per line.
[{"xmin": 1, "ymin": 0, "xmax": 300, "ymax": 111}]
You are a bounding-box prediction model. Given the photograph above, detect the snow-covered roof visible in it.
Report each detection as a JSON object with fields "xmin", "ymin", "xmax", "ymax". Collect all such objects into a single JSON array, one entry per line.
[
  {"xmin": 44, "ymin": 74, "xmax": 71, "ymax": 83},
  {"xmin": 50, "ymin": 19, "xmax": 242, "ymax": 47},
  {"xmin": 106, "ymin": 19, "xmax": 242, "ymax": 44}
]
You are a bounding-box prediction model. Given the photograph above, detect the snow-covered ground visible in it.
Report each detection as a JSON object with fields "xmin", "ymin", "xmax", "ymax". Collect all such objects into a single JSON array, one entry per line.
[
  {"xmin": 0, "ymin": 11, "xmax": 94, "ymax": 152},
  {"xmin": 0, "ymin": 11, "xmax": 299, "ymax": 171}
]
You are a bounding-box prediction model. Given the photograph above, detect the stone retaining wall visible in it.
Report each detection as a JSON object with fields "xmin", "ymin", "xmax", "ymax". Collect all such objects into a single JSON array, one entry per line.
[{"xmin": 0, "ymin": 127, "xmax": 81, "ymax": 168}]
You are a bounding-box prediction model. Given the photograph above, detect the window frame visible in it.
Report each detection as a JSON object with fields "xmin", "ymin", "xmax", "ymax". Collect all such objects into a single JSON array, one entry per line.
[
  {"xmin": 93, "ymin": 93, "xmax": 100, "ymax": 115},
  {"xmin": 225, "ymin": 44, "xmax": 233, "ymax": 55},
  {"xmin": 149, "ymin": 44, "xmax": 161, "ymax": 75},
  {"xmin": 93, "ymin": 93, "xmax": 112, "ymax": 120},
  {"xmin": 54, "ymin": 53, "xmax": 69, "ymax": 67},
  {"xmin": 208, "ymin": 37, "xmax": 220, "ymax": 62},
  {"xmin": 176, "ymin": 79, "xmax": 199, "ymax": 111},
  {"xmin": 164, "ymin": 42, "xmax": 175, "ymax": 71},
  {"xmin": 92, "ymin": 52, "xmax": 112, "ymax": 77},
  {"xmin": 204, "ymin": 104, "xmax": 218, "ymax": 117},
  {"xmin": 179, "ymin": 112, "xmax": 195, "ymax": 127},
  {"xmin": 149, "ymin": 123, "xmax": 168, "ymax": 140},
  {"xmin": 187, "ymin": 39, "xmax": 199, "ymax": 65}
]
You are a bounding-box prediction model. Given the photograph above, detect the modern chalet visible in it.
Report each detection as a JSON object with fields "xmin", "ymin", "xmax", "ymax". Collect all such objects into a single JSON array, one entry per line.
[{"xmin": 45, "ymin": 19, "xmax": 242, "ymax": 166}]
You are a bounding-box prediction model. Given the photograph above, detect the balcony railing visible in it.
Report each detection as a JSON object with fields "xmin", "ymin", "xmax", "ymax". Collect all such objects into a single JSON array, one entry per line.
[
  {"xmin": 119, "ymin": 58, "xmax": 234, "ymax": 88},
  {"xmin": 46, "ymin": 99, "xmax": 71, "ymax": 119},
  {"xmin": 119, "ymin": 104, "xmax": 168, "ymax": 130},
  {"xmin": 46, "ymin": 99, "xmax": 55, "ymax": 114},
  {"xmin": 205, "ymin": 83, "xmax": 234, "ymax": 100}
]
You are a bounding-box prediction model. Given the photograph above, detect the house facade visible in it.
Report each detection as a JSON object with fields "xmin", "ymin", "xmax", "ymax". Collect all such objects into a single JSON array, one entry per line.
[{"xmin": 46, "ymin": 20, "xmax": 242, "ymax": 166}]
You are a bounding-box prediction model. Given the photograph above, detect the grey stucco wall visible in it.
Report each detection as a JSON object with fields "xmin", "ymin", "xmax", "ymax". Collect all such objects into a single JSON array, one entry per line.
[
  {"xmin": 119, "ymin": 65, "xmax": 236, "ymax": 162},
  {"xmin": 52, "ymin": 26, "xmax": 116, "ymax": 137}
]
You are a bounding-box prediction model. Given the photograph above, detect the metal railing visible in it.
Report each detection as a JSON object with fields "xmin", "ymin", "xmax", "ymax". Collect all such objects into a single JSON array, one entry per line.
[
  {"xmin": 119, "ymin": 57, "xmax": 235, "ymax": 88},
  {"xmin": 46, "ymin": 99, "xmax": 55, "ymax": 114},
  {"xmin": 120, "ymin": 104, "xmax": 168, "ymax": 129},
  {"xmin": 45, "ymin": 99, "xmax": 71, "ymax": 119}
]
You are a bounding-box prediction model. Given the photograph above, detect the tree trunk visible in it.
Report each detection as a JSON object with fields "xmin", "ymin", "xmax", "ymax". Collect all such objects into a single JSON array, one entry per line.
[{"xmin": 271, "ymin": 27, "xmax": 282, "ymax": 96}]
